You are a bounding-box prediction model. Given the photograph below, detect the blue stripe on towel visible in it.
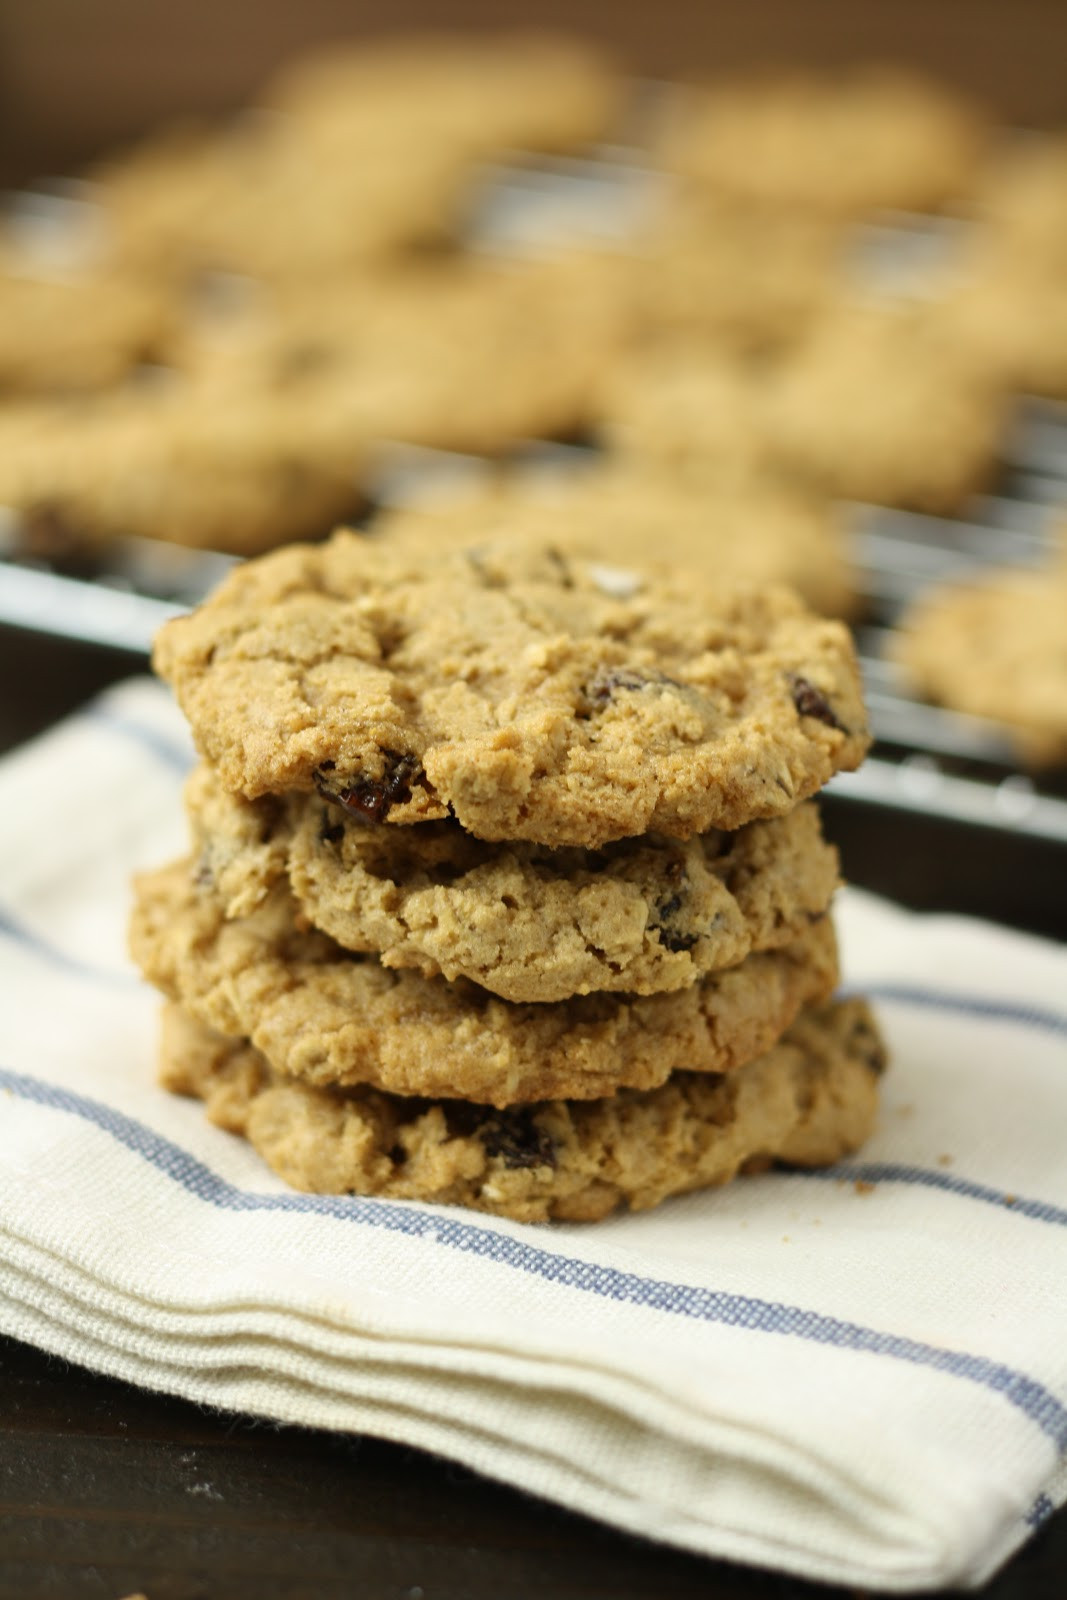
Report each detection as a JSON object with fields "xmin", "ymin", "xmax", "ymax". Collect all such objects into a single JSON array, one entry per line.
[
  {"xmin": 858, "ymin": 984, "xmax": 1067, "ymax": 1041},
  {"xmin": 3, "ymin": 1064, "xmax": 1066, "ymax": 1450},
  {"xmin": 1026, "ymin": 1494, "xmax": 1057, "ymax": 1528},
  {"xmin": 801, "ymin": 1163, "xmax": 1067, "ymax": 1228}
]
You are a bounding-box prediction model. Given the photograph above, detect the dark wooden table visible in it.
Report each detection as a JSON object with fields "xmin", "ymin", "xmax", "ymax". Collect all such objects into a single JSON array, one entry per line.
[{"xmin": 1, "ymin": 623, "xmax": 1065, "ymax": 1599}]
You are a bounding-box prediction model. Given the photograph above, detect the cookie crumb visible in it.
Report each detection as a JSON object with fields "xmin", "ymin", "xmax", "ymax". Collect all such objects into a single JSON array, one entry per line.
[{"xmin": 854, "ymin": 1179, "xmax": 875, "ymax": 1195}]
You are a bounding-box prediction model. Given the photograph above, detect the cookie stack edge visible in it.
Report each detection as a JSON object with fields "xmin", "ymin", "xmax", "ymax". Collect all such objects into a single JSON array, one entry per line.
[{"xmin": 130, "ymin": 531, "xmax": 885, "ymax": 1222}]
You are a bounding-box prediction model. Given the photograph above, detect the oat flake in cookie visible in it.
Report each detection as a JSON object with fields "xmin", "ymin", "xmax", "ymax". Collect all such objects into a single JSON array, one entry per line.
[
  {"xmin": 160, "ymin": 998, "xmax": 884, "ymax": 1224},
  {"xmin": 154, "ymin": 532, "xmax": 869, "ymax": 846}
]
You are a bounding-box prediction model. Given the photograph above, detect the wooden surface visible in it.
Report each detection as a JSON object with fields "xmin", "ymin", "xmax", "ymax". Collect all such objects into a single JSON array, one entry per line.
[{"xmin": 1, "ymin": 630, "xmax": 1066, "ymax": 1597}]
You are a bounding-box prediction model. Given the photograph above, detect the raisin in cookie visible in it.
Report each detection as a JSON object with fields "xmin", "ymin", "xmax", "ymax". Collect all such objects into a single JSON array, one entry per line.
[
  {"xmin": 130, "ymin": 859, "xmax": 840, "ymax": 1107},
  {"xmin": 160, "ymin": 998, "xmax": 884, "ymax": 1223},
  {"xmin": 154, "ymin": 532, "xmax": 869, "ymax": 846}
]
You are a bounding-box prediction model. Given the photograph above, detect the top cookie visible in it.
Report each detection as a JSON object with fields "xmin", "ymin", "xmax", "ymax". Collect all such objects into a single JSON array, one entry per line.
[{"xmin": 154, "ymin": 532, "xmax": 870, "ymax": 847}]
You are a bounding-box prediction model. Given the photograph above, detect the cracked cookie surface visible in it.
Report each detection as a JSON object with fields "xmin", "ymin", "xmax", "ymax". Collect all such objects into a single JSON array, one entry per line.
[
  {"xmin": 154, "ymin": 532, "xmax": 869, "ymax": 846},
  {"xmin": 159, "ymin": 997, "xmax": 884, "ymax": 1222},
  {"xmin": 131, "ymin": 859, "xmax": 840, "ymax": 1106},
  {"xmin": 187, "ymin": 764, "xmax": 840, "ymax": 1001}
]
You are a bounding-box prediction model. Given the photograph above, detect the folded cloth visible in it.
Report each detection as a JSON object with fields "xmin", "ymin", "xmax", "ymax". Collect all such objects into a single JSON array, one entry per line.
[{"xmin": 1, "ymin": 678, "xmax": 1064, "ymax": 1592}]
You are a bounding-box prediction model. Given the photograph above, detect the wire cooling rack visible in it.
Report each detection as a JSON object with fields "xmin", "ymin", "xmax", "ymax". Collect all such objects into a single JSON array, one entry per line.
[{"xmin": 1, "ymin": 155, "xmax": 1066, "ymax": 848}]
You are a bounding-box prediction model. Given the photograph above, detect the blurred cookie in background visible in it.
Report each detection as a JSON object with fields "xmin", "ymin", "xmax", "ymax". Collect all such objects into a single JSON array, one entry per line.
[
  {"xmin": 262, "ymin": 32, "xmax": 625, "ymax": 159},
  {"xmin": 89, "ymin": 116, "xmax": 476, "ymax": 286},
  {"xmin": 0, "ymin": 252, "xmax": 175, "ymax": 396},
  {"xmin": 964, "ymin": 133, "xmax": 1067, "ymax": 268},
  {"xmin": 616, "ymin": 196, "xmax": 844, "ymax": 352},
  {"xmin": 601, "ymin": 303, "xmax": 1004, "ymax": 513},
  {"xmin": 934, "ymin": 218, "xmax": 1067, "ymax": 400},
  {"xmin": 88, "ymin": 34, "xmax": 624, "ymax": 289},
  {"xmin": 0, "ymin": 381, "xmax": 366, "ymax": 556},
  {"xmin": 171, "ymin": 253, "xmax": 630, "ymax": 466},
  {"xmin": 762, "ymin": 302, "xmax": 1006, "ymax": 510},
  {"xmin": 654, "ymin": 65, "xmax": 990, "ymax": 216},
  {"xmin": 894, "ymin": 529, "xmax": 1067, "ymax": 768},
  {"xmin": 0, "ymin": 253, "xmax": 634, "ymax": 557},
  {"xmin": 372, "ymin": 459, "xmax": 858, "ymax": 619}
]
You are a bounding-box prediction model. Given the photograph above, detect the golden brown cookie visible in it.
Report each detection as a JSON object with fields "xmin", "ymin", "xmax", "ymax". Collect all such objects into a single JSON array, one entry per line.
[
  {"xmin": 628, "ymin": 196, "xmax": 843, "ymax": 350},
  {"xmin": 130, "ymin": 858, "xmax": 841, "ymax": 1107},
  {"xmin": 95, "ymin": 36, "xmax": 621, "ymax": 288},
  {"xmin": 0, "ymin": 265, "xmax": 173, "ymax": 395},
  {"xmin": 0, "ymin": 253, "xmax": 628, "ymax": 556},
  {"xmin": 604, "ymin": 305, "xmax": 1004, "ymax": 513},
  {"xmin": 263, "ymin": 32, "xmax": 623, "ymax": 159},
  {"xmin": 964, "ymin": 135, "xmax": 1067, "ymax": 269},
  {"xmin": 0, "ymin": 381, "xmax": 366, "ymax": 555},
  {"xmin": 154, "ymin": 532, "xmax": 870, "ymax": 845},
  {"xmin": 92, "ymin": 114, "xmax": 469, "ymax": 285},
  {"xmin": 937, "ymin": 243, "xmax": 1067, "ymax": 400},
  {"xmin": 185, "ymin": 764, "xmax": 840, "ymax": 1002},
  {"xmin": 763, "ymin": 303, "xmax": 1005, "ymax": 510},
  {"xmin": 159, "ymin": 997, "xmax": 884, "ymax": 1223},
  {"xmin": 177, "ymin": 256, "xmax": 629, "ymax": 458}
]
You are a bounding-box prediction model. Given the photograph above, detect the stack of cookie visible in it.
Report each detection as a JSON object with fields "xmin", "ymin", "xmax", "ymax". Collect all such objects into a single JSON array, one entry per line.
[{"xmin": 130, "ymin": 532, "xmax": 886, "ymax": 1222}]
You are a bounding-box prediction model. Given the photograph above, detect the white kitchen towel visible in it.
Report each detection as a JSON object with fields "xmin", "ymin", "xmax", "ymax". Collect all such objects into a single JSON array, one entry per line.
[{"xmin": 1, "ymin": 677, "xmax": 1064, "ymax": 1593}]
